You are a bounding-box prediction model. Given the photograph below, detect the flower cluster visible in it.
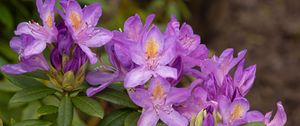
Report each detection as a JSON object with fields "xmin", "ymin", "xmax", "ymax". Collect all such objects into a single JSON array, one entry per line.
[{"xmin": 0, "ymin": 0, "xmax": 286, "ymax": 126}]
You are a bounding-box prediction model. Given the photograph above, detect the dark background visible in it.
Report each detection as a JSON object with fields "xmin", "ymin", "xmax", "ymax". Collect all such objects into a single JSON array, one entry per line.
[{"xmin": 0, "ymin": 0, "xmax": 299, "ymax": 125}]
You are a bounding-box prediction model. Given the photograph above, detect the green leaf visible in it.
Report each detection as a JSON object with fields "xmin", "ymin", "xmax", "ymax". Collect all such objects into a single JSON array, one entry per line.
[
  {"xmin": 24, "ymin": 70, "xmax": 49, "ymax": 80},
  {"xmin": 0, "ymin": 79, "xmax": 21, "ymax": 92},
  {"xmin": 9, "ymin": 87, "xmax": 56, "ymax": 104},
  {"xmin": 4, "ymin": 74, "xmax": 45, "ymax": 88},
  {"xmin": 124, "ymin": 112, "xmax": 140, "ymax": 126},
  {"xmin": 95, "ymin": 88, "xmax": 138, "ymax": 108},
  {"xmin": 37, "ymin": 105, "xmax": 58, "ymax": 116},
  {"xmin": 72, "ymin": 96, "xmax": 104, "ymax": 118},
  {"xmin": 13, "ymin": 119, "xmax": 52, "ymax": 126},
  {"xmin": 22, "ymin": 101, "xmax": 41, "ymax": 120},
  {"xmin": 98, "ymin": 108, "xmax": 133, "ymax": 126},
  {"xmin": 242, "ymin": 122, "xmax": 266, "ymax": 126},
  {"xmin": 72, "ymin": 110, "xmax": 85, "ymax": 126},
  {"xmin": 57, "ymin": 94, "xmax": 73, "ymax": 126}
]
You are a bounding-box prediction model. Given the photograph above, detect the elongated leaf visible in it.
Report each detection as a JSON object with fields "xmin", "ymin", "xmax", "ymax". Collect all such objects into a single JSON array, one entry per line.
[
  {"xmin": 72, "ymin": 96, "xmax": 104, "ymax": 118},
  {"xmin": 24, "ymin": 70, "xmax": 49, "ymax": 80},
  {"xmin": 98, "ymin": 108, "xmax": 133, "ymax": 126},
  {"xmin": 0, "ymin": 79, "xmax": 21, "ymax": 92},
  {"xmin": 13, "ymin": 119, "xmax": 52, "ymax": 126},
  {"xmin": 242, "ymin": 122, "xmax": 266, "ymax": 126},
  {"xmin": 10, "ymin": 87, "xmax": 56, "ymax": 104},
  {"xmin": 57, "ymin": 94, "xmax": 73, "ymax": 126},
  {"xmin": 38, "ymin": 105, "xmax": 58, "ymax": 116},
  {"xmin": 4, "ymin": 74, "xmax": 45, "ymax": 88},
  {"xmin": 22, "ymin": 101, "xmax": 41, "ymax": 120},
  {"xmin": 124, "ymin": 111, "xmax": 140, "ymax": 126},
  {"xmin": 95, "ymin": 88, "xmax": 138, "ymax": 108}
]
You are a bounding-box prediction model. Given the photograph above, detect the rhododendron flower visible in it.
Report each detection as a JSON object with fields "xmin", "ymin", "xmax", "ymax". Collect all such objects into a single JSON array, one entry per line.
[
  {"xmin": 14, "ymin": 0, "xmax": 57, "ymax": 58},
  {"xmin": 165, "ymin": 17, "xmax": 209, "ymax": 69},
  {"xmin": 60, "ymin": 0, "xmax": 113, "ymax": 64},
  {"xmin": 0, "ymin": 35, "xmax": 49, "ymax": 74},
  {"xmin": 124, "ymin": 25, "xmax": 177, "ymax": 88},
  {"xmin": 128, "ymin": 77, "xmax": 190, "ymax": 126}
]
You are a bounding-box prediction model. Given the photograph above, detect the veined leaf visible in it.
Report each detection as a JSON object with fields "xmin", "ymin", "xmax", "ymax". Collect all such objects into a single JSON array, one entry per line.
[
  {"xmin": 98, "ymin": 108, "xmax": 133, "ymax": 126},
  {"xmin": 95, "ymin": 88, "xmax": 138, "ymax": 108},
  {"xmin": 72, "ymin": 96, "xmax": 104, "ymax": 118},
  {"xmin": 4, "ymin": 74, "xmax": 45, "ymax": 88},
  {"xmin": 124, "ymin": 111, "xmax": 140, "ymax": 126},
  {"xmin": 37, "ymin": 105, "xmax": 58, "ymax": 116},
  {"xmin": 22, "ymin": 101, "xmax": 41, "ymax": 120},
  {"xmin": 10, "ymin": 87, "xmax": 56, "ymax": 104},
  {"xmin": 57, "ymin": 94, "xmax": 73, "ymax": 126},
  {"xmin": 13, "ymin": 119, "xmax": 52, "ymax": 126}
]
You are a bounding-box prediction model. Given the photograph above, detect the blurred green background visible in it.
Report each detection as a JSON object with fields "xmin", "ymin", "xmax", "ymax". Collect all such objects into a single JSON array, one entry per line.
[{"xmin": 0, "ymin": 0, "xmax": 299, "ymax": 125}]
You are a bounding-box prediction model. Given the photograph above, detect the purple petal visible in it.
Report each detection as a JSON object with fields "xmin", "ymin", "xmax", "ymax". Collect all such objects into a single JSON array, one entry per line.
[
  {"xmin": 62, "ymin": 0, "xmax": 83, "ymax": 32},
  {"xmin": 165, "ymin": 16, "xmax": 180, "ymax": 37},
  {"xmin": 86, "ymin": 82, "xmax": 111, "ymax": 97},
  {"xmin": 203, "ymin": 113, "xmax": 214, "ymax": 126},
  {"xmin": 155, "ymin": 66, "xmax": 177, "ymax": 79},
  {"xmin": 138, "ymin": 108, "xmax": 159, "ymax": 126},
  {"xmin": 9, "ymin": 37, "xmax": 22, "ymax": 53},
  {"xmin": 36, "ymin": 0, "xmax": 56, "ymax": 28},
  {"xmin": 82, "ymin": 3, "xmax": 102, "ymax": 26},
  {"xmin": 130, "ymin": 45, "xmax": 146, "ymax": 65},
  {"xmin": 86, "ymin": 71, "xmax": 118, "ymax": 86},
  {"xmin": 158, "ymin": 36, "xmax": 176, "ymax": 65},
  {"xmin": 142, "ymin": 25, "xmax": 164, "ymax": 55},
  {"xmin": 128, "ymin": 88, "xmax": 151, "ymax": 108},
  {"xmin": 1, "ymin": 54, "xmax": 49, "ymax": 74},
  {"xmin": 78, "ymin": 44, "xmax": 97, "ymax": 64},
  {"xmin": 148, "ymin": 76, "xmax": 171, "ymax": 96},
  {"xmin": 245, "ymin": 111, "xmax": 265, "ymax": 123},
  {"xmin": 81, "ymin": 27, "xmax": 113, "ymax": 47},
  {"xmin": 267, "ymin": 102, "xmax": 287, "ymax": 126},
  {"xmin": 166, "ymin": 87, "xmax": 190, "ymax": 105},
  {"xmin": 143, "ymin": 14, "xmax": 155, "ymax": 31},
  {"xmin": 124, "ymin": 14, "xmax": 143, "ymax": 41},
  {"xmin": 50, "ymin": 48, "xmax": 62, "ymax": 70},
  {"xmin": 124, "ymin": 66, "xmax": 152, "ymax": 88},
  {"xmin": 158, "ymin": 109, "xmax": 188, "ymax": 126},
  {"xmin": 23, "ymin": 40, "xmax": 47, "ymax": 58}
]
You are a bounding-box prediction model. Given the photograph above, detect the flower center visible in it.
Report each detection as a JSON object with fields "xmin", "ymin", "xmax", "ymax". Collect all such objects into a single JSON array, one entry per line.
[
  {"xmin": 145, "ymin": 38, "xmax": 158, "ymax": 59},
  {"xmin": 70, "ymin": 11, "xmax": 81, "ymax": 30},
  {"xmin": 229, "ymin": 103, "xmax": 243, "ymax": 122},
  {"xmin": 46, "ymin": 12, "xmax": 53, "ymax": 28},
  {"xmin": 152, "ymin": 83, "xmax": 164, "ymax": 100}
]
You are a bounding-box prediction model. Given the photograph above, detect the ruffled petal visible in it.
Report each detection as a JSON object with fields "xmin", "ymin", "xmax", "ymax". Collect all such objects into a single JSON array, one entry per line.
[
  {"xmin": 23, "ymin": 40, "xmax": 47, "ymax": 58},
  {"xmin": 124, "ymin": 66, "xmax": 152, "ymax": 88},
  {"xmin": 138, "ymin": 108, "xmax": 159, "ymax": 126},
  {"xmin": 86, "ymin": 71, "xmax": 118, "ymax": 86},
  {"xmin": 128, "ymin": 87, "xmax": 151, "ymax": 108},
  {"xmin": 158, "ymin": 109, "xmax": 188, "ymax": 126},
  {"xmin": 86, "ymin": 82, "xmax": 111, "ymax": 97},
  {"xmin": 82, "ymin": 3, "xmax": 102, "ymax": 26},
  {"xmin": 78, "ymin": 44, "xmax": 97, "ymax": 64},
  {"xmin": 267, "ymin": 102, "xmax": 287, "ymax": 126},
  {"xmin": 155, "ymin": 66, "xmax": 177, "ymax": 79},
  {"xmin": 166, "ymin": 87, "xmax": 190, "ymax": 105},
  {"xmin": 82, "ymin": 27, "xmax": 113, "ymax": 47}
]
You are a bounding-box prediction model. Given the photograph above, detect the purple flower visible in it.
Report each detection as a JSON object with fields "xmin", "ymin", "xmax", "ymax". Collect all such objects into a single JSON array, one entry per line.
[
  {"xmin": 14, "ymin": 0, "xmax": 57, "ymax": 58},
  {"xmin": 128, "ymin": 77, "xmax": 189, "ymax": 126},
  {"xmin": 124, "ymin": 25, "xmax": 177, "ymax": 88},
  {"xmin": 264, "ymin": 102, "xmax": 287, "ymax": 126},
  {"xmin": 0, "ymin": 35, "xmax": 49, "ymax": 74},
  {"xmin": 85, "ymin": 43, "xmax": 124, "ymax": 96},
  {"xmin": 165, "ymin": 17, "xmax": 209, "ymax": 69},
  {"xmin": 175, "ymin": 79, "xmax": 211, "ymax": 119},
  {"xmin": 112, "ymin": 14, "xmax": 155, "ymax": 68},
  {"xmin": 60, "ymin": 0, "xmax": 113, "ymax": 64},
  {"xmin": 233, "ymin": 60, "xmax": 256, "ymax": 96}
]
